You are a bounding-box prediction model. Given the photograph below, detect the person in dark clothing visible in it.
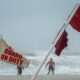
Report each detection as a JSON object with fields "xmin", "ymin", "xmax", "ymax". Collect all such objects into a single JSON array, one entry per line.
[
  {"xmin": 45, "ymin": 58, "xmax": 55, "ymax": 74},
  {"xmin": 17, "ymin": 65, "xmax": 24, "ymax": 75}
]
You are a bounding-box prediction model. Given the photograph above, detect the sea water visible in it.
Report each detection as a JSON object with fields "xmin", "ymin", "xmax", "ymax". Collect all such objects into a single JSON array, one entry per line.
[{"xmin": 0, "ymin": 52, "xmax": 80, "ymax": 75}]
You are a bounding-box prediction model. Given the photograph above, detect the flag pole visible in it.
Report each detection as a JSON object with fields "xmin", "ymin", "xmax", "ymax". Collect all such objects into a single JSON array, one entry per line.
[
  {"xmin": 66, "ymin": 3, "xmax": 80, "ymax": 24},
  {"xmin": 51, "ymin": 2, "xmax": 80, "ymax": 50},
  {"xmin": 52, "ymin": 23, "xmax": 65, "ymax": 44},
  {"xmin": 30, "ymin": 3, "xmax": 79, "ymax": 80}
]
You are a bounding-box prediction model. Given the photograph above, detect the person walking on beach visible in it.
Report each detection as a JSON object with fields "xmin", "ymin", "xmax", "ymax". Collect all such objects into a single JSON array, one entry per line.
[
  {"xmin": 17, "ymin": 65, "xmax": 24, "ymax": 75},
  {"xmin": 45, "ymin": 58, "xmax": 55, "ymax": 74}
]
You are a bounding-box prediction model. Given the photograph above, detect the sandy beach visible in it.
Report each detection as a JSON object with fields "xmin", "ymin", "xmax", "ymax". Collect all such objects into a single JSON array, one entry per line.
[{"xmin": 0, "ymin": 75, "xmax": 80, "ymax": 80}]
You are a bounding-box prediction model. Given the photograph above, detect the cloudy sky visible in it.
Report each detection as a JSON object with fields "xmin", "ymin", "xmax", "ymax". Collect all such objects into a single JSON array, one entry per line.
[{"xmin": 0, "ymin": 0, "xmax": 80, "ymax": 53}]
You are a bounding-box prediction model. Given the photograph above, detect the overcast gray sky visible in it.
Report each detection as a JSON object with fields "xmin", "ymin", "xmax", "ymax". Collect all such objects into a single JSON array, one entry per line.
[{"xmin": 0, "ymin": 0, "xmax": 80, "ymax": 53}]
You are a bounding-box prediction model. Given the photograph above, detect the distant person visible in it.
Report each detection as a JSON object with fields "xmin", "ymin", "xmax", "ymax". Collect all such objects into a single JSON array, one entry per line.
[
  {"xmin": 17, "ymin": 65, "xmax": 24, "ymax": 75},
  {"xmin": 45, "ymin": 58, "xmax": 55, "ymax": 74}
]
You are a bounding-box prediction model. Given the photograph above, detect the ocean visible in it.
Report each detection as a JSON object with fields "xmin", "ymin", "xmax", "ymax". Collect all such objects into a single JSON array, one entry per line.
[{"xmin": 0, "ymin": 51, "xmax": 80, "ymax": 75}]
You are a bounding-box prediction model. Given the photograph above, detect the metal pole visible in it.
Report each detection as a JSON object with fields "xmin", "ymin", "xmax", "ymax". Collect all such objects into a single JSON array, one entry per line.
[{"xmin": 30, "ymin": 3, "xmax": 79, "ymax": 80}]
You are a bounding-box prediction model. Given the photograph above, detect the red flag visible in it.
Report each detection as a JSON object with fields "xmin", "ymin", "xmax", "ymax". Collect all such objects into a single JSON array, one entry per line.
[
  {"xmin": 69, "ymin": 5, "xmax": 80, "ymax": 32},
  {"xmin": 55, "ymin": 30, "xmax": 68, "ymax": 56}
]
